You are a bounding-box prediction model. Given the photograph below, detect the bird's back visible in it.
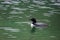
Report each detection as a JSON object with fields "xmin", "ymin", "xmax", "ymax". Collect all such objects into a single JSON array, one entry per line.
[{"xmin": 35, "ymin": 23, "xmax": 48, "ymax": 27}]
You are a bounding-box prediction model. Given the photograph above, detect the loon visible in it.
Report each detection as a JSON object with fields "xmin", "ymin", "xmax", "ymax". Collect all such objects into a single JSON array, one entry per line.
[{"xmin": 30, "ymin": 18, "xmax": 48, "ymax": 28}]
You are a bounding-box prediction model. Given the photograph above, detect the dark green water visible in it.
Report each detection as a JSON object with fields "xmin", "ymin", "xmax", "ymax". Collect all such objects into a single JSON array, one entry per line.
[{"xmin": 0, "ymin": 0, "xmax": 60, "ymax": 40}]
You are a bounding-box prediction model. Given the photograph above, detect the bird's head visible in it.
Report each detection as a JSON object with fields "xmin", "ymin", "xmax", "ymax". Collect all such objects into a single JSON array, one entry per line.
[{"xmin": 30, "ymin": 18, "xmax": 37, "ymax": 24}]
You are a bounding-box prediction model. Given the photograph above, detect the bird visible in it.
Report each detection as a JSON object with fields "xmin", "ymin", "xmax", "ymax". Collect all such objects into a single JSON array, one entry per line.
[{"xmin": 30, "ymin": 18, "xmax": 48, "ymax": 28}]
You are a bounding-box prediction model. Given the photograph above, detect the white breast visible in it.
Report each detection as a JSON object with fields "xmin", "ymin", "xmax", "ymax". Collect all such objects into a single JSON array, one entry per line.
[{"xmin": 31, "ymin": 23, "xmax": 35, "ymax": 28}]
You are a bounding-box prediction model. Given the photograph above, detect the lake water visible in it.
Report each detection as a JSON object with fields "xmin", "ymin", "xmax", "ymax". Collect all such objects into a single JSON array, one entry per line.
[{"xmin": 0, "ymin": 0, "xmax": 60, "ymax": 40}]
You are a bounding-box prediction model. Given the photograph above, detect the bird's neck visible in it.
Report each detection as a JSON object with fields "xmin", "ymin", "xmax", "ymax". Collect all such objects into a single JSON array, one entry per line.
[{"xmin": 31, "ymin": 20, "xmax": 37, "ymax": 25}]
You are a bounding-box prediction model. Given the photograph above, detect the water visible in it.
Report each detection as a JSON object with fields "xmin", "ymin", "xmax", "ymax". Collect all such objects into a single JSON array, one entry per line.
[
  {"xmin": 0, "ymin": 0, "xmax": 60, "ymax": 40},
  {"xmin": 0, "ymin": 27, "xmax": 20, "ymax": 32}
]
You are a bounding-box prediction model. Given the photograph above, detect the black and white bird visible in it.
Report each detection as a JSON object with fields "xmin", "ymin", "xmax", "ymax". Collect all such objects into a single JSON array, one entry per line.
[{"xmin": 30, "ymin": 18, "xmax": 48, "ymax": 28}]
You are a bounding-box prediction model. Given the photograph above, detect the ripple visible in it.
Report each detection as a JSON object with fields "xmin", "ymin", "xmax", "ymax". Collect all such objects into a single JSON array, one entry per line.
[
  {"xmin": 50, "ymin": 3, "xmax": 60, "ymax": 6},
  {"xmin": 50, "ymin": 0, "xmax": 56, "ymax": 2},
  {"xmin": 4, "ymin": 29, "xmax": 20, "ymax": 32},
  {"xmin": 30, "ymin": 11, "xmax": 35, "ymax": 13},
  {"xmin": 33, "ymin": 0, "xmax": 45, "ymax": 5},
  {"xmin": 43, "ymin": 13, "xmax": 51, "ymax": 17},
  {"xmin": 8, "ymin": 34, "xmax": 13, "ymax": 36},
  {"xmin": 7, "ymin": 16, "xmax": 14, "ymax": 19},
  {"xmin": 8, "ymin": 16, "xmax": 18, "ymax": 18},
  {"xmin": 39, "ymin": 6, "xmax": 53, "ymax": 9},
  {"xmin": 27, "ymin": 6, "xmax": 34, "ymax": 8},
  {"xmin": 10, "ymin": 11, "xmax": 24, "ymax": 14},
  {"xmin": 30, "ymin": 4, "xmax": 38, "ymax": 7},
  {"xmin": 8, "ymin": 36, "xmax": 17, "ymax": 38},
  {"xmin": 48, "ymin": 11, "xmax": 57, "ymax": 13},
  {"xmin": 21, "ymin": 0, "xmax": 30, "ymax": 3},
  {"xmin": 25, "ymin": 15, "xmax": 32, "ymax": 17},
  {"xmin": 42, "ymin": 19, "xmax": 50, "ymax": 22},
  {"xmin": 1, "ymin": 1, "xmax": 12, "ymax": 4},
  {"xmin": 0, "ymin": 7, "xmax": 7, "ymax": 10},
  {"xmin": 15, "ymin": 22, "xmax": 31, "ymax": 24},
  {"xmin": 30, "ymin": 9, "xmax": 38, "ymax": 12},
  {"xmin": 5, "ymin": 5, "xmax": 10, "ymax": 7},
  {"xmin": 2, "ymin": 13, "xmax": 6, "ymax": 14},
  {"xmin": 11, "ymin": 1, "xmax": 20, "ymax": 4},
  {"xmin": 1, "ymin": 0, "xmax": 20, "ymax": 5},
  {"xmin": 0, "ymin": 5, "xmax": 4, "ymax": 7},
  {"xmin": 3, "ymin": 33, "xmax": 9, "ymax": 35},
  {"xmin": 11, "ymin": 7, "xmax": 27, "ymax": 11},
  {"xmin": 18, "ymin": 17, "xmax": 23, "ymax": 18},
  {"xmin": 0, "ymin": 27, "xmax": 20, "ymax": 32},
  {"xmin": 49, "ymin": 36, "xmax": 56, "ymax": 38}
]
